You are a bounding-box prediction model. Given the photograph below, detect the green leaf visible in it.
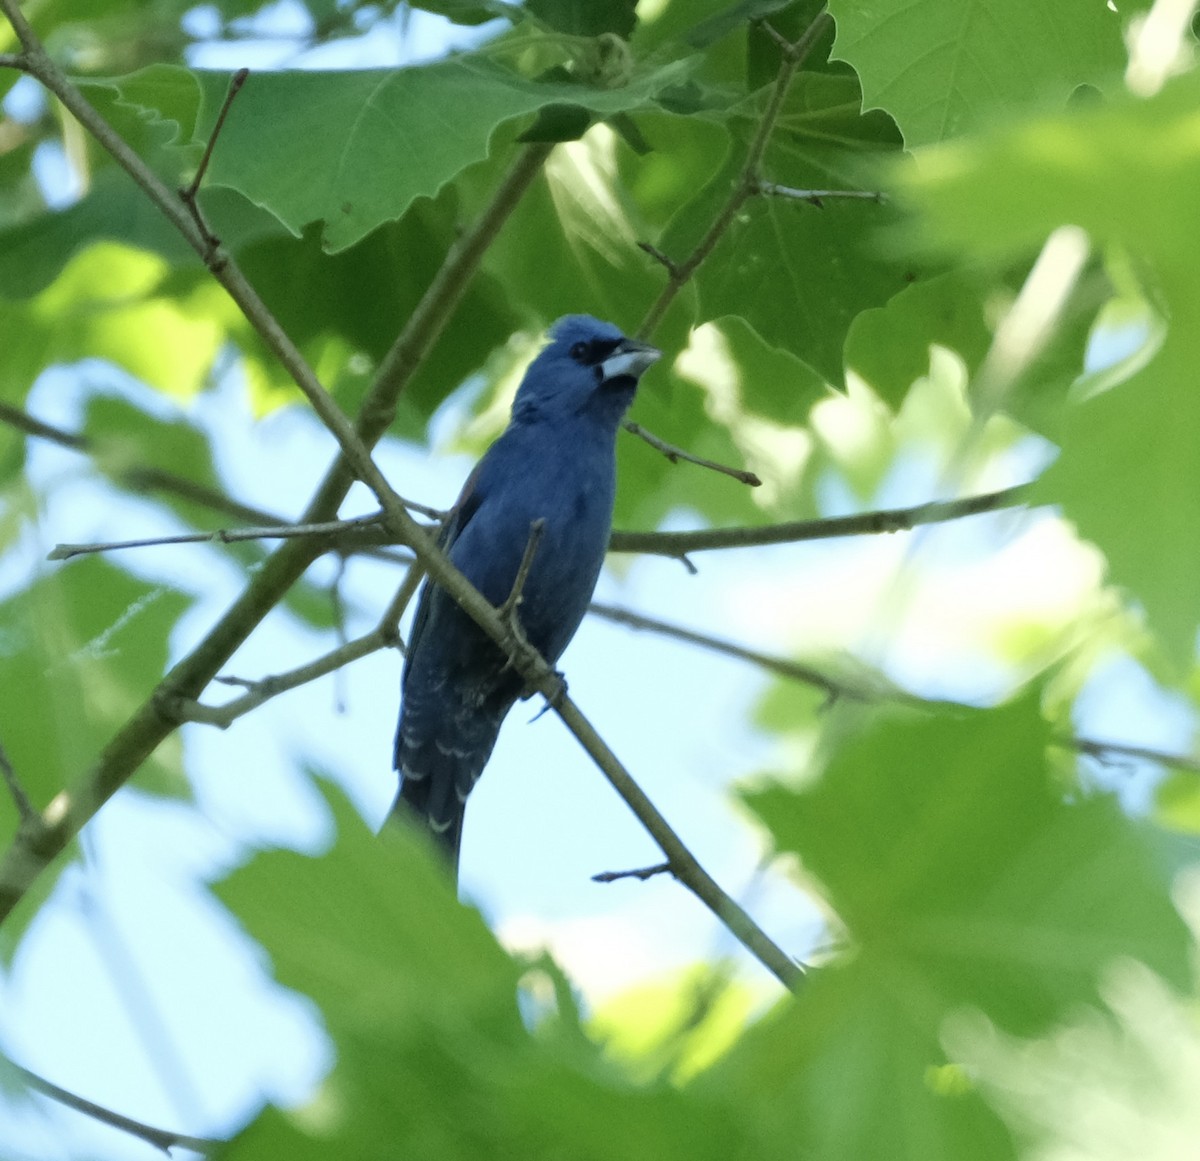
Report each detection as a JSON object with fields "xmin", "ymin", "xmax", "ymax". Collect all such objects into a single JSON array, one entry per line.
[
  {"xmin": 0, "ymin": 174, "xmax": 285, "ymax": 301},
  {"xmin": 745, "ymin": 697, "xmax": 1192, "ymax": 1034},
  {"xmin": 217, "ymin": 780, "xmax": 764, "ymax": 1158},
  {"xmin": 826, "ymin": 0, "xmax": 1140, "ymax": 147},
  {"xmin": 895, "ymin": 70, "xmax": 1200, "ymax": 661},
  {"xmin": 704, "ymin": 960, "xmax": 1017, "ymax": 1161},
  {"xmin": 713, "ymin": 696, "xmax": 1190, "ymax": 1160},
  {"xmin": 0, "ymin": 558, "xmax": 191, "ymax": 834},
  {"xmin": 661, "ymin": 87, "xmax": 912, "ymax": 382},
  {"xmin": 80, "ymin": 62, "xmax": 203, "ymax": 172},
  {"xmin": 407, "ymin": 0, "xmax": 514, "ymax": 25},
  {"xmin": 1042, "ymin": 357, "xmax": 1200, "ymax": 668},
  {"xmin": 191, "ymin": 54, "xmax": 698, "ymax": 251},
  {"xmin": 0, "ymin": 240, "xmax": 224, "ymax": 399},
  {"xmin": 526, "ymin": 0, "xmax": 638, "ymax": 38},
  {"xmin": 845, "ymin": 263, "xmax": 1104, "ymax": 427},
  {"xmin": 230, "ymin": 188, "xmax": 520, "ymax": 434}
]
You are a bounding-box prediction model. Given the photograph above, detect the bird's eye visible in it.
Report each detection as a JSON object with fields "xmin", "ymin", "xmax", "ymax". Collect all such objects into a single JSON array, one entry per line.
[{"xmin": 569, "ymin": 341, "xmax": 590, "ymax": 362}]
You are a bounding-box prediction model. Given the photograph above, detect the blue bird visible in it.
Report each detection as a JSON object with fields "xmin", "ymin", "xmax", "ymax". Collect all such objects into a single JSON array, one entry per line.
[{"xmin": 391, "ymin": 316, "xmax": 660, "ymax": 875}]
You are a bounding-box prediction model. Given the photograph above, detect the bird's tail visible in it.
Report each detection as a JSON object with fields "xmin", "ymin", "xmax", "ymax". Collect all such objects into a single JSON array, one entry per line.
[{"xmin": 390, "ymin": 710, "xmax": 506, "ymax": 879}]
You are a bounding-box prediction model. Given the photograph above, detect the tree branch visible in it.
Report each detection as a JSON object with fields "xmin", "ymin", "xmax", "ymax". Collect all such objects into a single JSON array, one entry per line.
[
  {"xmin": 9, "ymin": 1055, "xmax": 220, "ymax": 1155},
  {"xmin": 608, "ymin": 484, "xmax": 1031, "ymax": 558},
  {"xmin": 587, "ymin": 601, "xmax": 907, "ymax": 704},
  {"xmin": 635, "ymin": 9, "xmax": 831, "ymax": 340},
  {"xmin": 0, "ymin": 742, "xmax": 35, "ymax": 826},
  {"xmin": 754, "ymin": 181, "xmax": 886, "ymax": 206},
  {"xmin": 1068, "ymin": 735, "xmax": 1200, "ymax": 776},
  {"xmin": 47, "ymin": 513, "xmax": 388, "ymax": 561},
  {"xmin": 173, "ymin": 563, "xmax": 423, "ymax": 729},
  {"xmin": 592, "ymin": 862, "xmax": 672, "ymax": 884},
  {"xmin": 621, "ymin": 420, "xmax": 762, "ymax": 487},
  {"xmin": 0, "ymin": 8, "xmax": 551, "ymax": 925}
]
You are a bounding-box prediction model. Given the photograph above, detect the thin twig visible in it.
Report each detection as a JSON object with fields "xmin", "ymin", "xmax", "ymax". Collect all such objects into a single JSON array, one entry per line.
[
  {"xmin": 498, "ymin": 518, "xmax": 546, "ymax": 623},
  {"xmin": 179, "ymin": 67, "xmax": 248, "ymax": 254},
  {"xmin": 9, "ymin": 1056, "xmax": 221, "ymax": 1154},
  {"xmin": 47, "ymin": 513, "xmax": 387, "ymax": 561},
  {"xmin": 1068, "ymin": 735, "xmax": 1200, "ymax": 776},
  {"xmin": 608, "ymin": 484, "xmax": 1031, "ymax": 558},
  {"xmin": 174, "ymin": 564, "xmax": 425, "ymax": 729},
  {"xmin": 0, "ymin": 401, "xmax": 88, "ymax": 449},
  {"xmin": 622, "ymin": 9, "xmax": 831, "ymax": 485},
  {"xmin": 0, "ymin": 402, "xmax": 417, "ymax": 562},
  {"xmin": 588, "ymin": 601, "xmax": 911, "ymax": 705},
  {"xmin": 173, "ymin": 630, "xmax": 389, "ymax": 728},
  {"xmin": 0, "ymin": 742, "xmax": 35, "ymax": 825},
  {"xmin": 636, "ymin": 8, "xmax": 831, "ymax": 339},
  {"xmin": 754, "ymin": 181, "xmax": 886, "ymax": 206},
  {"xmin": 592, "ymin": 862, "xmax": 672, "ymax": 884},
  {"xmin": 0, "ymin": 51, "xmax": 27, "ymax": 69},
  {"xmin": 622, "ymin": 420, "xmax": 762, "ymax": 487},
  {"xmin": 636, "ymin": 240, "xmax": 681, "ymax": 278}
]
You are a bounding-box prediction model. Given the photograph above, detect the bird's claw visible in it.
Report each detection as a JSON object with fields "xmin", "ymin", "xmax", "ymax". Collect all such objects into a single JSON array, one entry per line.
[{"xmin": 528, "ymin": 670, "xmax": 567, "ymax": 722}]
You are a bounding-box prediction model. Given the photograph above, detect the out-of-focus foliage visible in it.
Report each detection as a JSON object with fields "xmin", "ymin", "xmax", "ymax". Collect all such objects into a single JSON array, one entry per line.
[{"xmin": 2, "ymin": 0, "xmax": 1199, "ymax": 1158}]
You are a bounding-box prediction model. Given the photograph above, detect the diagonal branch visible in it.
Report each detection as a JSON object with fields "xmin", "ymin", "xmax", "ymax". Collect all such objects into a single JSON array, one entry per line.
[
  {"xmin": 634, "ymin": 8, "xmax": 831, "ymax": 340},
  {"xmin": 0, "ymin": 9, "xmax": 804, "ymax": 987},
  {"xmin": 622, "ymin": 421, "xmax": 762, "ymax": 487},
  {"xmin": 0, "ymin": 742, "xmax": 36, "ymax": 826},
  {"xmin": 174, "ymin": 564, "xmax": 424, "ymax": 730},
  {"xmin": 3, "ymin": 22, "xmax": 402, "ymax": 524},
  {"xmin": 0, "ymin": 4, "xmax": 552, "ymax": 926},
  {"xmin": 9, "ymin": 1055, "xmax": 221, "ymax": 1155},
  {"xmin": 622, "ymin": 12, "xmax": 832, "ymax": 487}
]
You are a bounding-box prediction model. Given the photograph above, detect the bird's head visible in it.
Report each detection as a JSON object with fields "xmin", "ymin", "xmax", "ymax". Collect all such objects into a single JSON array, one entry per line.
[{"xmin": 511, "ymin": 316, "xmax": 660, "ymax": 427}]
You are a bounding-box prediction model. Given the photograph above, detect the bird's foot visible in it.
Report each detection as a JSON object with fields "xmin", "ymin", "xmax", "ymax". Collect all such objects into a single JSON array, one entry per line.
[{"xmin": 527, "ymin": 670, "xmax": 567, "ymax": 722}]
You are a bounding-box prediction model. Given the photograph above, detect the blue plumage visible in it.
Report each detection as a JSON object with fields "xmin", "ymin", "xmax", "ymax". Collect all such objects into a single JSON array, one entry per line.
[{"xmin": 391, "ymin": 316, "xmax": 660, "ymax": 873}]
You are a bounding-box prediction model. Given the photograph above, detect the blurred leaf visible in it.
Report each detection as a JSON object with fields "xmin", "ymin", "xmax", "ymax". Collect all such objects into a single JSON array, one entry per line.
[
  {"xmin": 217, "ymin": 780, "xmax": 763, "ymax": 1158},
  {"xmin": 711, "ymin": 695, "xmax": 1191, "ymax": 1160},
  {"xmin": 81, "ymin": 394, "xmax": 350, "ymax": 631},
  {"xmin": 703, "ymin": 959, "xmax": 1017, "ymax": 1161},
  {"xmin": 846, "ymin": 263, "xmax": 1105, "ymax": 430},
  {"xmin": 826, "ymin": 0, "xmax": 1142, "ymax": 146},
  {"xmin": 746, "ymin": 697, "xmax": 1192, "ymax": 1035},
  {"xmin": 845, "ymin": 269, "xmax": 995, "ymax": 410},
  {"xmin": 0, "ymin": 557, "xmax": 191, "ymax": 834},
  {"xmin": 590, "ymin": 965, "xmax": 757, "ymax": 1083},
  {"xmin": 0, "ymin": 241, "xmax": 222, "ymax": 399},
  {"xmin": 895, "ymin": 71, "xmax": 1200, "ymax": 663},
  {"xmin": 527, "ymin": 0, "xmax": 638, "ymax": 38},
  {"xmin": 1155, "ymin": 768, "xmax": 1200, "ymax": 835},
  {"xmin": 406, "ymin": 0, "xmax": 513, "ymax": 25}
]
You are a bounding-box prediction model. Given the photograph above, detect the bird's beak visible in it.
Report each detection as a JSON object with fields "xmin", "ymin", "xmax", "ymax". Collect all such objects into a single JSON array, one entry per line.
[{"xmin": 601, "ymin": 338, "xmax": 661, "ymax": 383}]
